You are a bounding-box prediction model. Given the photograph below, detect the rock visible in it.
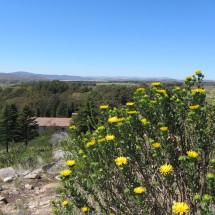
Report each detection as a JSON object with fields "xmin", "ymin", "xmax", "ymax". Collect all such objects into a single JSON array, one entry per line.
[
  {"xmin": 39, "ymin": 188, "xmax": 46, "ymax": 193},
  {"xmin": 0, "ymin": 195, "xmax": 8, "ymax": 204},
  {"xmin": 50, "ymin": 132, "xmax": 71, "ymax": 147},
  {"xmin": 27, "ymin": 200, "xmax": 39, "ymax": 209},
  {"xmin": 23, "ymin": 172, "xmax": 39, "ymax": 179},
  {"xmin": 42, "ymin": 183, "xmax": 59, "ymax": 190},
  {"xmin": 15, "ymin": 169, "xmax": 31, "ymax": 176},
  {"xmin": 3, "ymin": 176, "xmax": 14, "ymax": 182},
  {"xmin": 23, "ymin": 168, "xmax": 43, "ymax": 179},
  {"xmin": 24, "ymin": 184, "xmax": 34, "ymax": 190},
  {"xmin": 55, "ymin": 175, "xmax": 61, "ymax": 181},
  {"xmin": 8, "ymin": 189, "xmax": 19, "ymax": 196},
  {"xmin": 0, "ymin": 167, "xmax": 15, "ymax": 182},
  {"xmin": 41, "ymin": 162, "xmax": 56, "ymax": 172},
  {"xmin": 53, "ymin": 150, "xmax": 65, "ymax": 161},
  {"xmin": 39, "ymin": 200, "xmax": 50, "ymax": 206},
  {"xmin": 47, "ymin": 160, "xmax": 66, "ymax": 175}
]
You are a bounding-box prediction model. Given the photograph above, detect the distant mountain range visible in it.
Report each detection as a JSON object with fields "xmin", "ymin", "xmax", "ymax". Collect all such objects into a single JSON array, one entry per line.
[{"xmin": 0, "ymin": 71, "xmax": 181, "ymax": 82}]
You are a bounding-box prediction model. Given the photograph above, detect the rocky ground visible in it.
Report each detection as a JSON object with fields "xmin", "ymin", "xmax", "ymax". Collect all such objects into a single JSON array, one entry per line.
[{"xmin": 0, "ymin": 150, "xmax": 66, "ymax": 215}]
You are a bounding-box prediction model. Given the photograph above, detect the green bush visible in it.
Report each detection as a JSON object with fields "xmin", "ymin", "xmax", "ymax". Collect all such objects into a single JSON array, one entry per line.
[{"xmin": 53, "ymin": 71, "xmax": 215, "ymax": 214}]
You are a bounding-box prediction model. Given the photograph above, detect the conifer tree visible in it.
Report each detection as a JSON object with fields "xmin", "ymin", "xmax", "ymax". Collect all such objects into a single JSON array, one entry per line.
[
  {"xmin": 17, "ymin": 105, "xmax": 38, "ymax": 147},
  {"xmin": 0, "ymin": 104, "xmax": 18, "ymax": 152}
]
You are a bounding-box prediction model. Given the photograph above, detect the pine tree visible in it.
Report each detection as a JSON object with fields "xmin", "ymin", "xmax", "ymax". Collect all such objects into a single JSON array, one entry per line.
[
  {"xmin": 73, "ymin": 97, "xmax": 99, "ymax": 133},
  {"xmin": 17, "ymin": 105, "xmax": 38, "ymax": 147},
  {"xmin": 0, "ymin": 104, "xmax": 18, "ymax": 152}
]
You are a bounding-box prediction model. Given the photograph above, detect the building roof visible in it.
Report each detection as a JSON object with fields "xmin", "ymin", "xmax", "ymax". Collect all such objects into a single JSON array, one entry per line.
[{"xmin": 35, "ymin": 117, "xmax": 71, "ymax": 127}]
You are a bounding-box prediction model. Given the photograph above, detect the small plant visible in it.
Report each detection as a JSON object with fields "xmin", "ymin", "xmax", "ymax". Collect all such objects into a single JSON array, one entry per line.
[{"xmin": 54, "ymin": 71, "xmax": 215, "ymax": 214}]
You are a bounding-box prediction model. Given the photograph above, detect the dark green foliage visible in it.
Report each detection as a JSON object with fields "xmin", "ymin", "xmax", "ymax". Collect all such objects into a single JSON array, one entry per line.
[
  {"xmin": 73, "ymin": 98, "xmax": 99, "ymax": 133},
  {"xmin": 16, "ymin": 105, "xmax": 38, "ymax": 147},
  {"xmin": 0, "ymin": 104, "xmax": 18, "ymax": 152}
]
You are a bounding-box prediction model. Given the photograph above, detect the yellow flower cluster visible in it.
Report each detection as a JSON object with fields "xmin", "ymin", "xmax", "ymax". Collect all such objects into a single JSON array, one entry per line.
[
  {"xmin": 151, "ymin": 82, "xmax": 161, "ymax": 87},
  {"xmin": 160, "ymin": 126, "xmax": 168, "ymax": 131},
  {"xmin": 156, "ymin": 89, "xmax": 167, "ymax": 94},
  {"xmin": 136, "ymin": 87, "xmax": 145, "ymax": 91},
  {"xmin": 66, "ymin": 160, "xmax": 76, "ymax": 166},
  {"xmin": 126, "ymin": 102, "xmax": 135, "ymax": 106},
  {"xmin": 195, "ymin": 70, "xmax": 202, "ymax": 75},
  {"xmin": 98, "ymin": 138, "xmax": 106, "ymax": 143},
  {"xmin": 127, "ymin": 110, "xmax": 138, "ymax": 114},
  {"xmin": 152, "ymin": 142, "xmax": 160, "ymax": 148},
  {"xmin": 115, "ymin": 156, "xmax": 128, "ymax": 166},
  {"xmin": 191, "ymin": 88, "xmax": 206, "ymax": 94},
  {"xmin": 61, "ymin": 169, "xmax": 72, "ymax": 177},
  {"xmin": 69, "ymin": 125, "xmax": 76, "ymax": 129},
  {"xmin": 100, "ymin": 105, "xmax": 109, "ymax": 109},
  {"xmin": 81, "ymin": 206, "xmax": 88, "ymax": 212},
  {"xmin": 86, "ymin": 140, "xmax": 96, "ymax": 147},
  {"xmin": 189, "ymin": 105, "xmax": 200, "ymax": 110},
  {"xmin": 133, "ymin": 186, "xmax": 145, "ymax": 194},
  {"xmin": 108, "ymin": 116, "xmax": 125, "ymax": 123},
  {"xmin": 62, "ymin": 200, "xmax": 68, "ymax": 206},
  {"xmin": 172, "ymin": 202, "xmax": 189, "ymax": 215},
  {"xmin": 159, "ymin": 164, "xmax": 173, "ymax": 176},
  {"xmin": 105, "ymin": 135, "xmax": 115, "ymax": 141},
  {"xmin": 141, "ymin": 118, "xmax": 148, "ymax": 125},
  {"xmin": 186, "ymin": 150, "xmax": 198, "ymax": 158}
]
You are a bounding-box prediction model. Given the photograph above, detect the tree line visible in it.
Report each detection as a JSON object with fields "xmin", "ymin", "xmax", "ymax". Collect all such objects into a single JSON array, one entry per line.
[{"xmin": 0, "ymin": 104, "xmax": 38, "ymax": 152}]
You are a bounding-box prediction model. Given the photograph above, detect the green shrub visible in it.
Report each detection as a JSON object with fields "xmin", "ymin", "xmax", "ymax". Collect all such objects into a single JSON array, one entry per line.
[{"xmin": 53, "ymin": 71, "xmax": 215, "ymax": 214}]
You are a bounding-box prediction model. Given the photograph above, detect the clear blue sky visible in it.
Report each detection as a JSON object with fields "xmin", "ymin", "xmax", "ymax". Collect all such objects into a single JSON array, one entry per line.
[{"xmin": 0, "ymin": 0, "xmax": 215, "ymax": 79}]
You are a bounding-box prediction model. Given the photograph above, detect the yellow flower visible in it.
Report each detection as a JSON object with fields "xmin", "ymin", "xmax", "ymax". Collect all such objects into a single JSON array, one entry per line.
[
  {"xmin": 86, "ymin": 140, "xmax": 96, "ymax": 147},
  {"xmin": 156, "ymin": 89, "xmax": 167, "ymax": 94},
  {"xmin": 97, "ymin": 126, "xmax": 105, "ymax": 130},
  {"xmin": 189, "ymin": 105, "xmax": 200, "ymax": 110},
  {"xmin": 81, "ymin": 206, "xmax": 88, "ymax": 213},
  {"xmin": 61, "ymin": 169, "xmax": 72, "ymax": 177},
  {"xmin": 105, "ymin": 135, "xmax": 115, "ymax": 141},
  {"xmin": 115, "ymin": 156, "xmax": 128, "ymax": 166},
  {"xmin": 152, "ymin": 142, "xmax": 160, "ymax": 148},
  {"xmin": 185, "ymin": 76, "xmax": 192, "ymax": 81},
  {"xmin": 191, "ymin": 88, "xmax": 206, "ymax": 94},
  {"xmin": 126, "ymin": 102, "xmax": 135, "ymax": 106},
  {"xmin": 136, "ymin": 87, "xmax": 145, "ymax": 91},
  {"xmin": 133, "ymin": 186, "xmax": 145, "ymax": 194},
  {"xmin": 159, "ymin": 164, "xmax": 173, "ymax": 176},
  {"xmin": 100, "ymin": 105, "xmax": 109, "ymax": 109},
  {"xmin": 186, "ymin": 150, "xmax": 198, "ymax": 158},
  {"xmin": 66, "ymin": 160, "xmax": 76, "ymax": 167},
  {"xmin": 172, "ymin": 202, "xmax": 189, "ymax": 215},
  {"xmin": 62, "ymin": 200, "xmax": 68, "ymax": 206},
  {"xmin": 108, "ymin": 116, "xmax": 125, "ymax": 123},
  {"xmin": 207, "ymin": 172, "xmax": 214, "ymax": 179},
  {"xmin": 160, "ymin": 126, "xmax": 168, "ymax": 131},
  {"xmin": 69, "ymin": 125, "xmax": 76, "ymax": 129},
  {"xmin": 195, "ymin": 70, "xmax": 202, "ymax": 75},
  {"xmin": 98, "ymin": 138, "xmax": 106, "ymax": 143},
  {"xmin": 141, "ymin": 118, "xmax": 148, "ymax": 125},
  {"xmin": 127, "ymin": 110, "xmax": 138, "ymax": 114},
  {"xmin": 151, "ymin": 82, "xmax": 161, "ymax": 87}
]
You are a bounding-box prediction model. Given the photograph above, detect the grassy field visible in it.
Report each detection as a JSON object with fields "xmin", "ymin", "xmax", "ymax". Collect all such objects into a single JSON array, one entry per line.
[{"xmin": 0, "ymin": 130, "xmax": 55, "ymax": 169}]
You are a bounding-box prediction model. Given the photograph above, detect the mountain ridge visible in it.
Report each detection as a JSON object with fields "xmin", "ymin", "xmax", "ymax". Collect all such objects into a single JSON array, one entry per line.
[{"xmin": 0, "ymin": 71, "xmax": 181, "ymax": 82}]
